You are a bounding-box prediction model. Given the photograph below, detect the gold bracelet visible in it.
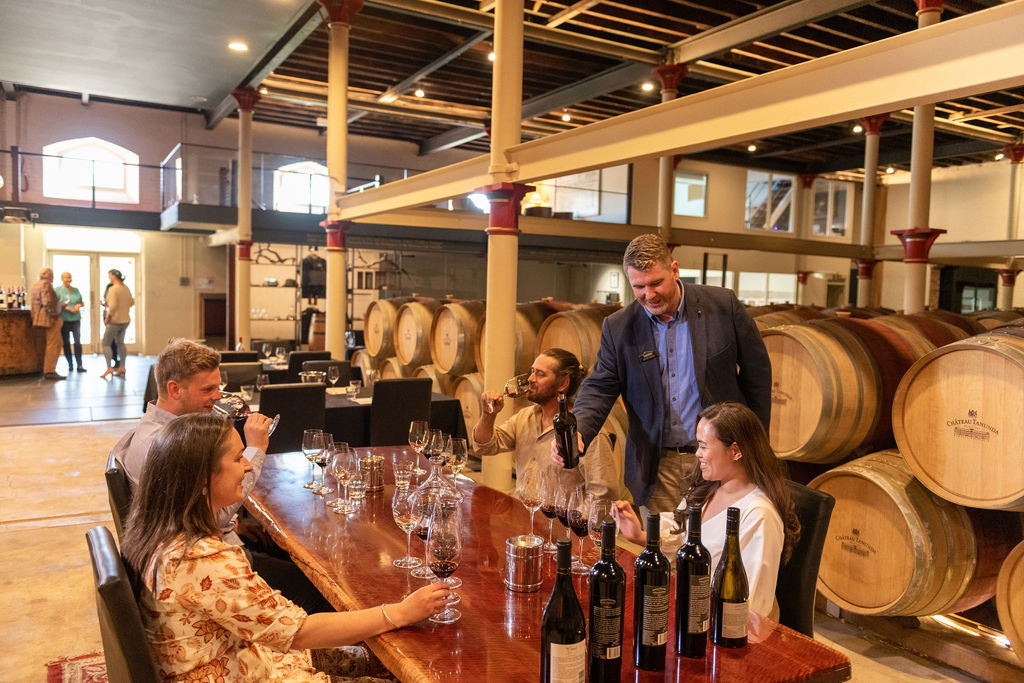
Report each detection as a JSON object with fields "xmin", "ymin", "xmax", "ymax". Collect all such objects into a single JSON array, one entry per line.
[{"xmin": 380, "ymin": 603, "xmax": 399, "ymax": 630}]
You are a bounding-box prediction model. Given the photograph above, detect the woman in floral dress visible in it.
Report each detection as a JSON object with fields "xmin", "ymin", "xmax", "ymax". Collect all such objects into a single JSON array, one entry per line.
[{"xmin": 122, "ymin": 414, "xmax": 448, "ymax": 681}]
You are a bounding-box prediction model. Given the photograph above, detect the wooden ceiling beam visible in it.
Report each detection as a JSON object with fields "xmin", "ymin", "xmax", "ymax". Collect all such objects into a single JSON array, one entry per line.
[{"xmin": 547, "ymin": 0, "xmax": 602, "ymax": 29}]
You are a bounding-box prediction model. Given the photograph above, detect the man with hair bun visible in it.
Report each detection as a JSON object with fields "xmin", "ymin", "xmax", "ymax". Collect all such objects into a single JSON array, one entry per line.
[
  {"xmin": 557, "ymin": 233, "xmax": 771, "ymax": 517},
  {"xmin": 472, "ymin": 347, "xmax": 619, "ymax": 500}
]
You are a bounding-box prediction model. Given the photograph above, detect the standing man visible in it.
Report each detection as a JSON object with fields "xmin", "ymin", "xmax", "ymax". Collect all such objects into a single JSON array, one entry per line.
[
  {"xmin": 473, "ymin": 348, "xmax": 620, "ymax": 501},
  {"xmin": 54, "ymin": 272, "xmax": 86, "ymax": 373},
  {"xmin": 557, "ymin": 234, "xmax": 771, "ymax": 516},
  {"xmin": 29, "ymin": 267, "xmax": 65, "ymax": 380}
]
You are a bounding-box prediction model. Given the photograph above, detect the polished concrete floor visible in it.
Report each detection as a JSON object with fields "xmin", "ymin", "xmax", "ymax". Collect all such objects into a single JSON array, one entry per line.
[{"xmin": 0, "ymin": 353, "xmax": 989, "ymax": 681}]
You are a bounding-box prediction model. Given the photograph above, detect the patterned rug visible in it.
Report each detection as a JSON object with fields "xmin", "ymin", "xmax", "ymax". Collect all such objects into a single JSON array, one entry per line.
[{"xmin": 45, "ymin": 653, "xmax": 107, "ymax": 683}]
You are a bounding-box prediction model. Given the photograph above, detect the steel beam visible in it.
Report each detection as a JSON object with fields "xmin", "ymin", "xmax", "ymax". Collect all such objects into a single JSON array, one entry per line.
[
  {"xmin": 547, "ymin": 0, "xmax": 602, "ymax": 28},
  {"xmin": 874, "ymin": 239, "xmax": 1024, "ymax": 262},
  {"xmin": 378, "ymin": 29, "xmax": 492, "ymax": 103},
  {"xmin": 947, "ymin": 101, "xmax": 1024, "ymax": 123}
]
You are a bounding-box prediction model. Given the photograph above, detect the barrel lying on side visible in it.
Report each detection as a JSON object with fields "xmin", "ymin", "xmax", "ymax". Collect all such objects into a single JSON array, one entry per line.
[
  {"xmin": 996, "ymin": 541, "xmax": 1024, "ymax": 665},
  {"xmin": 534, "ymin": 304, "xmax": 620, "ymax": 372},
  {"xmin": 431, "ymin": 300, "xmax": 486, "ymax": 377},
  {"xmin": 365, "ymin": 296, "xmax": 421, "ymax": 360}
]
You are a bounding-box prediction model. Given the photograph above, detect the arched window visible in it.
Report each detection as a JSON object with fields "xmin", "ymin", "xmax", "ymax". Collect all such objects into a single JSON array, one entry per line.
[
  {"xmin": 273, "ymin": 160, "xmax": 329, "ymax": 213},
  {"xmin": 42, "ymin": 137, "xmax": 140, "ymax": 204}
]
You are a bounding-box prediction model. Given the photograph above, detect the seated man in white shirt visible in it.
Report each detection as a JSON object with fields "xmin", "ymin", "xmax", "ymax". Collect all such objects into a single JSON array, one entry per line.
[
  {"xmin": 471, "ymin": 347, "xmax": 620, "ymax": 501},
  {"xmin": 114, "ymin": 338, "xmax": 330, "ymax": 612}
]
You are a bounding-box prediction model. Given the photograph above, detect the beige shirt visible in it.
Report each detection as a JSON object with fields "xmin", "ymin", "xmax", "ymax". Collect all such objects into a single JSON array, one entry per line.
[
  {"xmin": 105, "ymin": 282, "xmax": 134, "ymax": 324},
  {"xmin": 472, "ymin": 403, "xmax": 621, "ymax": 501},
  {"xmin": 29, "ymin": 279, "xmax": 60, "ymax": 327}
]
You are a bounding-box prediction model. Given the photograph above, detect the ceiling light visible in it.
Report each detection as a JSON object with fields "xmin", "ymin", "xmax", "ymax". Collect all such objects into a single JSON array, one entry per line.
[
  {"xmin": 228, "ymin": 42, "xmax": 248, "ymax": 52},
  {"xmin": 258, "ymin": 87, "xmax": 268, "ymax": 95},
  {"xmin": 747, "ymin": 144, "xmax": 757, "ymax": 152},
  {"xmin": 561, "ymin": 111, "xmax": 571, "ymax": 122},
  {"xmin": 488, "ymin": 51, "xmax": 496, "ymax": 61},
  {"xmin": 641, "ymin": 82, "xmax": 655, "ymax": 92},
  {"xmin": 852, "ymin": 124, "xmax": 864, "ymax": 134},
  {"xmin": 414, "ymin": 88, "xmax": 425, "ymax": 98},
  {"xmin": 886, "ymin": 166, "xmax": 896, "ymax": 174},
  {"xmin": 995, "ymin": 152, "xmax": 1006, "ymax": 161}
]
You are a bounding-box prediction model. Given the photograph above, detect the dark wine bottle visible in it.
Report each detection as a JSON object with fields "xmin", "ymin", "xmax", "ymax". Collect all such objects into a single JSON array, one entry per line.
[
  {"xmin": 675, "ymin": 505, "xmax": 712, "ymax": 658},
  {"xmin": 541, "ymin": 539, "xmax": 587, "ymax": 683},
  {"xmin": 711, "ymin": 507, "xmax": 749, "ymax": 648},
  {"xmin": 633, "ymin": 512, "xmax": 670, "ymax": 671},
  {"xmin": 553, "ymin": 393, "xmax": 580, "ymax": 469},
  {"xmin": 588, "ymin": 519, "xmax": 625, "ymax": 682}
]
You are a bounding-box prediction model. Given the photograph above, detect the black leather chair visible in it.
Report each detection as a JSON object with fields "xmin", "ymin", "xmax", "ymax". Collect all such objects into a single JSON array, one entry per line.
[
  {"xmin": 220, "ymin": 351, "xmax": 259, "ymax": 363},
  {"xmin": 259, "ymin": 383, "xmax": 326, "ymax": 453},
  {"xmin": 219, "ymin": 361, "xmax": 263, "ymax": 391},
  {"xmin": 286, "ymin": 350, "xmax": 332, "ymax": 382},
  {"xmin": 86, "ymin": 526, "xmax": 159, "ymax": 683},
  {"xmin": 369, "ymin": 378, "xmax": 432, "ymax": 446},
  {"xmin": 301, "ymin": 359, "xmax": 354, "ymax": 386},
  {"xmin": 105, "ymin": 446, "xmax": 133, "ymax": 543},
  {"xmin": 775, "ymin": 480, "xmax": 836, "ymax": 637}
]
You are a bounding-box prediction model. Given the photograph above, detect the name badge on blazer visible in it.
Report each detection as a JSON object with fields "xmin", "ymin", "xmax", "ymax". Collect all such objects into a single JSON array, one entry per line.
[{"xmin": 639, "ymin": 350, "xmax": 659, "ymax": 362}]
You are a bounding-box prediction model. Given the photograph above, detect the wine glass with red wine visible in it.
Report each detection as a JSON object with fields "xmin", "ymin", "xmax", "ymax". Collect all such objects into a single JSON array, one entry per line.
[
  {"xmin": 567, "ymin": 484, "xmax": 590, "ymax": 575},
  {"xmin": 539, "ymin": 468, "xmax": 559, "ymax": 553},
  {"xmin": 426, "ymin": 498, "xmax": 462, "ymax": 624},
  {"xmin": 213, "ymin": 392, "xmax": 280, "ymax": 435}
]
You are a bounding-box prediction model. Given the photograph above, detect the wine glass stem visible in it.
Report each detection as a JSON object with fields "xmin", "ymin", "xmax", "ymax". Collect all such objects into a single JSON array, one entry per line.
[
  {"xmin": 579, "ymin": 536, "xmax": 585, "ymax": 563},
  {"xmin": 343, "ymin": 483, "xmax": 349, "ymax": 505},
  {"xmin": 309, "ymin": 460, "xmax": 315, "ymax": 485},
  {"xmin": 406, "ymin": 530, "xmax": 413, "ymax": 560},
  {"xmin": 548, "ymin": 518, "xmax": 555, "ymax": 543},
  {"xmin": 529, "ymin": 509, "xmax": 537, "ymax": 536}
]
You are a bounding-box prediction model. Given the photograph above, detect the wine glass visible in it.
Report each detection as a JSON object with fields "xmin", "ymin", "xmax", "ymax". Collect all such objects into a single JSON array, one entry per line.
[
  {"xmin": 329, "ymin": 443, "xmax": 355, "ymax": 514},
  {"xmin": 301, "ymin": 429, "xmax": 324, "ymax": 490},
  {"xmin": 410, "ymin": 491, "xmax": 437, "ymax": 579},
  {"xmin": 447, "ymin": 438, "xmax": 468, "ymax": 486},
  {"xmin": 346, "ymin": 379, "xmax": 363, "ymax": 400},
  {"xmin": 219, "ymin": 369, "xmax": 229, "ymax": 392},
  {"xmin": 588, "ymin": 495, "xmax": 613, "ymax": 552},
  {"xmin": 392, "ymin": 449, "xmax": 414, "ymax": 488},
  {"xmin": 327, "ymin": 364, "xmax": 340, "ymax": 389},
  {"xmin": 255, "ymin": 372, "xmax": 269, "ymax": 392},
  {"xmin": 260, "ymin": 342, "xmax": 272, "ymax": 360},
  {"xmin": 516, "ymin": 463, "xmax": 543, "ymax": 543},
  {"xmin": 567, "ymin": 484, "xmax": 590, "ymax": 574},
  {"xmin": 504, "ymin": 373, "xmax": 531, "ymax": 398},
  {"xmin": 212, "ymin": 393, "xmax": 280, "ymax": 436},
  {"xmin": 408, "ymin": 420, "xmax": 428, "ymax": 476},
  {"xmin": 274, "ymin": 346, "xmax": 287, "ymax": 364},
  {"xmin": 423, "ymin": 429, "xmax": 445, "ymax": 464},
  {"xmin": 314, "ymin": 432, "xmax": 334, "ymax": 495},
  {"xmin": 392, "ymin": 485, "xmax": 424, "ymax": 569},
  {"xmin": 539, "ymin": 468, "xmax": 559, "ymax": 553},
  {"xmin": 426, "ymin": 499, "xmax": 462, "ymax": 624}
]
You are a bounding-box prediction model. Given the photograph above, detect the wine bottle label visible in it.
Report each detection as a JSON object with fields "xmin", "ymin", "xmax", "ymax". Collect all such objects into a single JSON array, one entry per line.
[
  {"xmin": 589, "ymin": 597, "xmax": 623, "ymax": 660},
  {"xmin": 720, "ymin": 601, "xmax": 748, "ymax": 639},
  {"xmin": 687, "ymin": 575, "xmax": 710, "ymax": 633},
  {"xmin": 548, "ymin": 640, "xmax": 586, "ymax": 682},
  {"xmin": 641, "ymin": 585, "xmax": 669, "ymax": 646}
]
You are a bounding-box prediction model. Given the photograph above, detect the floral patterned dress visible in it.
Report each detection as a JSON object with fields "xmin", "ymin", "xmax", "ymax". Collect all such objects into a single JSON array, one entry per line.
[{"xmin": 139, "ymin": 535, "xmax": 326, "ymax": 682}]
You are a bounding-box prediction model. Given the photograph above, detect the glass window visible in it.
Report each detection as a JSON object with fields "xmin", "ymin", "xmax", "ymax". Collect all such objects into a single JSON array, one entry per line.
[
  {"xmin": 42, "ymin": 137, "xmax": 140, "ymax": 204},
  {"xmin": 745, "ymin": 170, "xmax": 793, "ymax": 232},
  {"xmin": 673, "ymin": 171, "xmax": 707, "ymax": 217},
  {"xmin": 811, "ymin": 179, "xmax": 852, "ymax": 237},
  {"xmin": 273, "ymin": 160, "xmax": 329, "ymax": 214}
]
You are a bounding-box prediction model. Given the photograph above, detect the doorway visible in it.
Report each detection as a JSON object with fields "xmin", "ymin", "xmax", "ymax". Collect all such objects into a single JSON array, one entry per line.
[
  {"xmin": 50, "ymin": 251, "xmax": 141, "ymax": 354},
  {"xmin": 200, "ymin": 293, "xmax": 227, "ymax": 350}
]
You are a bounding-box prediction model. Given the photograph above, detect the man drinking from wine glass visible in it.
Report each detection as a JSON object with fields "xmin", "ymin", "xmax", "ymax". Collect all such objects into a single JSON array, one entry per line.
[
  {"xmin": 113, "ymin": 338, "xmax": 330, "ymax": 612},
  {"xmin": 471, "ymin": 347, "xmax": 620, "ymax": 501}
]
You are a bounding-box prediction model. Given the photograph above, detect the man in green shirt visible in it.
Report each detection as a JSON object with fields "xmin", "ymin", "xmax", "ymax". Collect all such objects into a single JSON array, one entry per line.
[{"xmin": 54, "ymin": 271, "xmax": 86, "ymax": 373}]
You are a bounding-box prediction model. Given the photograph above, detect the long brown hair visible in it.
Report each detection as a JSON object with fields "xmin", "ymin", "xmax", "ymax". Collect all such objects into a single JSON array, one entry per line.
[
  {"xmin": 122, "ymin": 414, "xmax": 234, "ymax": 584},
  {"xmin": 682, "ymin": 402, "xmax": 800, "ymax": 562},
  {"xmin": 539, "ymin": 347, "xmax": 587, "ymax": 398}
]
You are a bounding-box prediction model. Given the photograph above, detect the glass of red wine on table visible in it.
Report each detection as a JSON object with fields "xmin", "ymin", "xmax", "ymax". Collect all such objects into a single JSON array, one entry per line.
[
  {"xmin": 426, "ymin": 496, "xmax": 463, "ymax": 624},
  {"xmin": 567, "ymin": 483, "xmax": 591, "ymax": 575},
  {"xmin": 539, "ymin": 469, "xmax": 559, "ymax": 553}
]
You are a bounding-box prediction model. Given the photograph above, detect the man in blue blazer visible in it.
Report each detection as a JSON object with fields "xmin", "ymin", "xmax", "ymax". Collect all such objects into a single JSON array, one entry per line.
[{"xmin": 565, "ymin": 234, "xmax": 771, "ymax": 512}]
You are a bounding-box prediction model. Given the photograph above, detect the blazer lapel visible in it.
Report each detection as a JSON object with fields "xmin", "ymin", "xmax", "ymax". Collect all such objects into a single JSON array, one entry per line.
[
  {"xmin": 631, "ymin": 305, "xmax": 661, "ymax": 400},
  {"xmin": 685, "ymin": 285, "xmax": 708, "ymax": 392}
]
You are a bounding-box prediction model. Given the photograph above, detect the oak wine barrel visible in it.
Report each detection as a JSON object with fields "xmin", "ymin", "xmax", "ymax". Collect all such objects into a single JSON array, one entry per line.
[
  {"xmin": 917, "ymin": 309, "xmax": 987, "ymax": 336},
  {"xmin": 307, "ymin": 313, "xmax": 325, "ymax": 351},
  {"xmin": 753, "ymin": 307, "xmax": 828, "ymax": 331},
  {"xmin": 763, "ymin": 317, "xmax": 933, "ymax": 463},
  {"xmin": 810, "ymin": 450, "xmax": 1022, "ymax": 617},
  {"xmin": 365, "ymin": 297, "xmax": 421, "ymax": 360},
  {"xmin": 379, "ymin": 356, "xmax": 410, "ymax": 379},
  {"xmin": 535, "ymin": 304, "xmax": 620, "ymax": 371},
  {"xmin": 476, "ymin": 299, "xmax": 576, "ymax": 375},
  {"xmin": 892, "ymin": 328, "xmax": 1024, "ymax": 510},
  {"xmin": 968, "ymin": 310, "xmax": 1024, "ymax": 330},
  {"xmin": 872, "ymin": 314, "xmax": 968, "ymax": 348},
  {"xmin": 996, "ymin": 541, "xmax": 1024, "ymax": 665},
  {"xmin": 350, "ymin": 348, "xmax": 379, "ymax": 385},
  {"xmin": 413, "ymin": 364, "xmax": 454, "ymax": 396},
  {"xmin": 394, "ymin": 299, "xmax": 444, "ymax": 370},
  {"xmin": 452, "ymin": 372, "xmax": 486, "ymax": 440},
  {"xmin": 430, "ymin": 300, "xmax": 486, "ymax": 376}
]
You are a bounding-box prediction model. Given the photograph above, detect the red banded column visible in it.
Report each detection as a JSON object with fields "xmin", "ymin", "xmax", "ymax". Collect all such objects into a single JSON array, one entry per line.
[
  {"xmin": 906, "ymin": 1, "xmax": 943, "ymax": 245},
  {"xmin": 653, "ymin": 64, "xmax": 688, "ymax": 243},
  {"xmin": 232, "ymin": 87, "xmax": 260, "ymax": 350},
  {"xmin": 796, "ymin": 271, "xmax": 812, "ymax": 305},
  {"xmin": 997, "ymin": 269, "xmax": 1020, "ymax": 311},
  {"xmin": 891, "ymin": 228, "xmax": 945, "ymax": 314},
  {"xmin": 318, "ymin": 0, "xmax": 364, "ymax": 358},
  {"xmin": 853, "ymin": 259, "xmax": 878, "ymax": 308},
  {"xmin": 859, "ymin": 113, "xmax": 889, "ymax": 247}
]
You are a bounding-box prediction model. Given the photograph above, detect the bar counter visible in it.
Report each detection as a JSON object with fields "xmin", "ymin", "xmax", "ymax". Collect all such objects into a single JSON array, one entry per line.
[
  {"xmin": 0, "ymin": 309, "xmax": 43, "ymax": 376},
  {"xmin": 245, "ymin": 449, "xmax": 852, "ymax": 682}
]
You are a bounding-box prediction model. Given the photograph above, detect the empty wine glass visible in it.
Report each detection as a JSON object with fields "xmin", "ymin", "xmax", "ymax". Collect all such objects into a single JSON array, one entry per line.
[
  {"xmin": 274, "ymin": 346, "xmax": 287, "ymax": 364},
  {"xmin": 426, "ymin": 499, "xmax": 462, "ymax": 624},
  {"xmin": 327, "ymin": 364, "xmax": 341, "ymax": 389},
  {"xmin": 517, "ymin": 463, "xmax": 543, "ymax": 543},
  {"xmin": 260, "ymin": 342, "xmax": 272, "ymax": 360},
  {"xmin": 392, "ymin": 449, "xmax": 414, "ymax": 488},
  {"xmin": 314, "ymin": 432, "xmax": 334, "ymax": 495},
  {"xmin": 219, "ymin": 369, "xmax": 229, "ymax": 392},
  {"xmin": 346, "ymin": 379, "xmax": 363, "ymax": 399},
  {"xmin": 301, "ymin": 429, "xmax": 324, "ymax": 490},
  {"xmin": 448, "ymin": 438, "xmax": 468, "ymax": 486},
  {"xmin": 391, "ymin": 486, "xmax": 424, "ymax": 569},
  {"xmin": 408, "ymin": 420, "xmax": 428, "ymax": 476},
  {"xmin": 588, "ymin": 495, "xmax": 613, "ymax": 552},
  {"xmin": 567, "ymin": 484, "xmax": 590, "ymax": 574},
  {"xmin": 329, "ymin": 443, "xmax": 355, "ymax": 514},
  {"xmin": 539, "ymin": 468, "xmax": 559, "ymax": 553},
  {"xmin": 255, "ymin": 372, "xmax": 269, "ymax": 392}
]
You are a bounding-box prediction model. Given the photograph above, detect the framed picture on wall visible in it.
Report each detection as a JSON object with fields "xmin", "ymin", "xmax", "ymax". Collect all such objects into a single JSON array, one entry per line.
[{"xmin": 608, "ymin": 271, "xmax": 619, "ymax": 288}]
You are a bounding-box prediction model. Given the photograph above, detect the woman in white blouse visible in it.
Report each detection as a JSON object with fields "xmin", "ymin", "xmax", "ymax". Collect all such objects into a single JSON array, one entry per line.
[{"xmin": 612, "ymin": 402, "xmax": 800, "ymax": 618}]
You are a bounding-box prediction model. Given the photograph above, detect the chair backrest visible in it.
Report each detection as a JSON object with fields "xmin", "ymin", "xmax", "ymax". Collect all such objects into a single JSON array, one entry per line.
[
  {"xmin": 369, "ymin": 378, "xmax": 432, "ymax": 446},
  {"xmin": 105, "ymin": 447, "xmax": 133, "ymax": 543},
  {"xmin": 775, "ymin": 480, "xmax": 836, "ymax": 637},
  {"xmin": 86, "ymin": 526, "xmax": 160, "ymax": 683},
  {"xmin": 259, "ymin": 383, "xmax": 326, "ymax": 453},
  {"xmin": 301, "ymin": 359, "xmax": 354, "ymax": 385},
  {"xmin": 286, "ymin": 350, "xmax": 332, "ymax": 382},
  {"xmin": 219, "ymin": 351, "xmax": 259, "ymax": 363},
  {"xmin": 142, "ymin": 364, "xmax": 159, "ymax": 411},
  {"xmin": 251, "ymin": 337, "xmax": 297, "ymax": 354},
  {"xmin": 219, "ymin": 361, "xmax": 262, "ymax": 391}
]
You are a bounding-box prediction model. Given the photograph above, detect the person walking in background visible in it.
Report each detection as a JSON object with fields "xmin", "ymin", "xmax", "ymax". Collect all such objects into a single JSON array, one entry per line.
[
  {"xmin": 100, "ymin": 268, "xmax": 133, "ymax": 379},
  {"xmin": 54, "ymin": 271, "xmax": 86, "ymax": 374},
  {"xmin": 555, "ymin": 233, "xmax": 771, "ymax": 519},
  {"xmin": 29, "ymin": 267, "xmax": 66, "ymax": 381}
]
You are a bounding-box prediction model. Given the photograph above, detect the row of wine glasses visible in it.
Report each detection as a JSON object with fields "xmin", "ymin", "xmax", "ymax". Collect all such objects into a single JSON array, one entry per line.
[{"xmin": 259, "ymin": 343, "xmax": 289, "ymax": 363}]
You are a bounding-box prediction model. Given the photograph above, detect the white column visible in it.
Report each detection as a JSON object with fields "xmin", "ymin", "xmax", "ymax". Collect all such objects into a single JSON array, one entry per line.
[
  {"xmin": 652, "ymin": 65, "xmax": 687, "ymax": 243},
  {"xmin": 232, "ymin": 88, "xmax": 260, "ymax": 349}
]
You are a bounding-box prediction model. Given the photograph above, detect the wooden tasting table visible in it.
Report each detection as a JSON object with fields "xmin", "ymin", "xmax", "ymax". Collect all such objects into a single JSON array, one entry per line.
[{"xmin": 245, "ymin": 448, "xmax": 852, "ymax": 683}]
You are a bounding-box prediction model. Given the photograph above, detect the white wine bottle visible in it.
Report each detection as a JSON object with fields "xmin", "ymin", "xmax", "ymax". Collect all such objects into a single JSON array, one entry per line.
[
  {"xmin": 711, "ymin": 506, "xmax": 749, "ymax": 648},
  {"xmin": 541, "ymin": 539, "xmax": 586, "ymax": 682}
]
